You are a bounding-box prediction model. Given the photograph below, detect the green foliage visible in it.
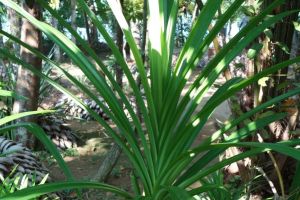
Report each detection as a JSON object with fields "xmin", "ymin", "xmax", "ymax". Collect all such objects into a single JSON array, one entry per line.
[
  {"xmin": 1, "ymin": 0, "xmax": 300, "ymax": 199},
  {"xmin": 293, "ymin": 21, "xmax": 300, "ymax": 32},
  {"xmin": 0, "ymin": 181, "xmax": 132, "ymax": 200},
  {"xmin": 0, "ymin": 88, "xmax": 73, "ymax": 184},
  {"xmin": 0, "ymin": 169, "xmax": 49, "ymax": 198},
  {"xmin": 48, "ymin": 0, "xmax": 59, "ymax": 9},
  {"xmin": 124, "ymin": 0, "xmax": 144, "ymax": 22},
  {"xmin": 247, "ymin": 43, "xmax": 263, "ymax": 59},
  {"xmin": 178, "ymin": 0, "xmax": 194, "ymax": 14}
]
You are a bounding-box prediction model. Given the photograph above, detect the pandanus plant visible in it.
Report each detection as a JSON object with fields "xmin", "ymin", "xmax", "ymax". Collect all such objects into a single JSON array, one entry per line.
[{"xmin": 1, "ymin": 0, "xmax": 300, "ymax": 199}]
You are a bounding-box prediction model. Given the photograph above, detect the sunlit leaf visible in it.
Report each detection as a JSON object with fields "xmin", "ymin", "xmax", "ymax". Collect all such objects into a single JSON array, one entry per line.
[
  {"xmin": 0, "ymin": 110, "xmax": 54, "ymax": 126},
  {"xmin": 293, "ymin": 21, "xmax": 300, "ymax": 32},
  {"xmin": 258, "ymin": 77, "xmax": 270, "ymax": 87},
  {"xmin": 264, "ymin": 28, "xmax": 273, "ymax": 39},
  {"xmin": 274, "ymin": 41, "xmax": 290, "ymax": 54},
  {"xmin": 247, "ymin": 43, "xmax": 263, "ymax": 59},
  {"xmin": 0, "ymin": 89, "xmax": 27, "ymax": 100}
]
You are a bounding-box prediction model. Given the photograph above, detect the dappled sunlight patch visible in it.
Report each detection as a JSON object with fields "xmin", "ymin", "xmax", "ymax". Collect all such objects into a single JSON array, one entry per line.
[
  {"xmin": 184, "ymin": 68, "xmax": 192, "ymax": 81},
  {"xmin": 192, "ymin": 118, "xmax": 200, "ymax": 127}
]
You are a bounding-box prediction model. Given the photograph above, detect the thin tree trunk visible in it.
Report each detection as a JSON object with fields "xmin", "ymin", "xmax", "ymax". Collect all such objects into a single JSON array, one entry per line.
[
  {"xmin": 115, "ymin": 17, "xmax": 124, "ymax": 89},
  {"xmin": 83, "ymin": 11, "xmax": 91, "ymax": 45},
  {"xmin": 70, "ymin": 0, "xmax": 77, "ymax": 44},
  {"xmin": 290, "ymin": 31, "xmax": 300, "ymax": 81},
  {"xmin": 92, "ymin": 143, "xmax": 122, "ymax": 182},
  {"xmin": 195, "ymin": 0, "xmax": 204, "ymax": 14},
  {"xmin": 7, "ymin": 0, "xmax": 21, "ymax": 83},
  {"xmin": 0, "ymin": 17, "xmax": 4, "ymax": 73},
  {"xmin": 84, "ymin": 2, "xmax": 98, "ymax": 48},
  {"xmin": 7, "ymin": 0, "xmax": 21, "ymax": 55},
  {"xmin": 89, "ymin": 3, "xmax": 98, "ymax": 48},
  {"xmin": 12, "ymin": 0, "xmax": 42, "ymax": 148},
  {"xmin": 90, "ymin": 24, "xmax": 98, "ymax": 48},
  {"xmin": 51, "ymin": 17, "xmax": 61, "ymax": 62},
  {"xmin": 0, "ymin": 17, "xmax": 3, "ymax": 48}
]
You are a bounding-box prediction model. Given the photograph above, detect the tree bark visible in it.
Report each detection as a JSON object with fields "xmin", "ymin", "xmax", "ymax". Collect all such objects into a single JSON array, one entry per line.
[
  {"xmin": 92, "ymin": 143, "xmax": 122, "ymax": 182},
  {"xmin": 70, "ymin": 0, "xmax": 77, "ymax": 44},
  {"xmin": 0, "ymin": 17, "xmax": 3, "ymax": 48},
  {"xmin": 115, "ymin": 16, "xmax": 124, "ymax": 89},
  {"xmin": 51, "ymin": 17, "xmax": 61, "ymax": 62},
  {"xmin": 0, "ymin": 16, "xmax": 4, "ymax": 72},
  {"xmin": 7, "ymin": 0, "xmax": 21, "ymax": 55},
  {"xmin": 83, "ymin": 11, "xmax": 91, "ymax": 45},
  {"xmin": 260, "ymin": 0, "xmax": 300, "ymax": 97},
  {"xmin": 89, "ymin": 3, "xmax": 99, "ymax": 48},
  {"xmin": 12, "ymin": 0, "xmax": 42, "ymax": 148},
  {"xmin": 270, "ymin": 1, "xmax": 300, "ymax": 97},
  {"xmin": 195, "ymin": 0, "xmax": 204, "ymax": 15},
  {"xmin": 84, "ymin": 2, "xmax": 99, "ymax": 48}
]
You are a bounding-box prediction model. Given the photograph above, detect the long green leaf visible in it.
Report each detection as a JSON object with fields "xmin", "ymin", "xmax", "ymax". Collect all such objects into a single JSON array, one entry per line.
[
  {"xmin": 0, "ymin": 181, "xmax": 133, "ymax": 200},
  {"xmin": 37, "ymin": 0, "xmax": 151, "ymax": 160},
  {"xmin": 0, "ymin": 110, "xmax": 54, "ymax": 126},
  {"xmin": 160, "ymin": 0, "xmax": 252, "ymax": 134},
  {"xmin": 158, "ymin": 111, "xmax": 283, "ymax": 186},
  {"xmin": 0, "ymin": 48, "xmax": 151, "ymax": 195},
  {"xmin": 179, "ymin": 140, "xmax": 300, "ymax": 188},
  {"xmin": 168, "ymin": 186, "xmax": 195, "ymax": 200},
  {"xmin": 159, "ymin": 2, "xmax": 291, "ymax": 164},
  {"xmin": 189, "ymin": 185, "xmax": 230, "ymax": 198},
  {"xmin": 172, "ymin": 10, "xmax": 298, "ymax": 161},
  {"xmin": 0, "ymin": 0, "xmax": 151, "ymax": 190},
  {"xmin": 74, "ymin": 0, "xmax": 155, "ymax": 190},
  {"xmin": 167, "ymin": 113, "xmax": 286, "ymax": 185},
  {"xmin": 174, "ymin": 0, "xmax": 288, "ymax": 128},
  {"xmin": 0, "ymin": 90, "xmax": 27, "ymax": 100},
  {"xmin": 157, "ymin": 77, "xmax": 243, "ymax": 173}
]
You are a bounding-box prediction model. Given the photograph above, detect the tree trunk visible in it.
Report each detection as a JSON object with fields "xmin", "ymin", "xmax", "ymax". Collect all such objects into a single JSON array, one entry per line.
[
  {"xmin": 89, "ymin": 3, "xmax": 98, "ymax": 48},
  {"xmin": 290, "ymin": 31, "xmax": 300, "ymax": 81},
  {"xmin": 195, "ymin": 0, "xmax": 204, "ymax": 14},
  {"xmin": 12, "ymin": 0, "xmax": 42, "ymax": 148},
  {"xmin": 260, "ymin": 0, "xmax": 300, "ymax": 97},
  {"xmin": 92, "ymin": 143, "xmax": 122, "ymax": 182},
  {"xmin": 7, "ymin": 0, "xmax": 21, "ymax": 55},
  {"xmin": 0, "ymin": 17, "xmax": 4, "ymax": 73},
  {"xmin": 83, "ymin": 11, "xmax": 91, "ymax": 45},
  {"xmin": 115, "ymin": 16, "xmax": 124, "ymax": 89},
  {"xmin": 270, "ymin": 1, "xmax": 300, "ymax": 97},
  {"xmin": 51, "ymin": 17, "xmax": 61, "ymax": 62},
  {"xmin": 0, "ymin": 17, "xmax": 3, "ymax": 48},
  {"xmin": 84, "ymin": 2, "xmax": 98, "ymax": 48},
  {"xmin": 70, "ymin": 0, "xmax": 77, "ymax": 44}
]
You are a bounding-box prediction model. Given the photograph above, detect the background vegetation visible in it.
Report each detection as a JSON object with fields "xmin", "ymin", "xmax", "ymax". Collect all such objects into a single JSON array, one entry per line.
[{"xmin": 0, "ymin": 0, "xmax": 300, "ymax": 199}]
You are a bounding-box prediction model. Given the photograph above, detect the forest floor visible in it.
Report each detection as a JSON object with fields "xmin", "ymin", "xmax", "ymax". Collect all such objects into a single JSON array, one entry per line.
[{"xmin": 40, "ymin": 60, "xmax": 231, "ymax": 199}]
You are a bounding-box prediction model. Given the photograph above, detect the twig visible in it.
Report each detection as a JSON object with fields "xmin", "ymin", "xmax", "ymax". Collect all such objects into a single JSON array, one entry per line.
[{"xmin": 257, "ymin": 133, "xmax": 285, "ymax": 199}]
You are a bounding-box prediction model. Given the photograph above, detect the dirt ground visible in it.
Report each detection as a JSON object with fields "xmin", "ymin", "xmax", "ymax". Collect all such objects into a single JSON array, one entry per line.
[
  {"xmin": 40, "ymin": 62, "xmax": 231, "ymax": 199},
  {"xmin": 45, "ymin": 120, "xmax": 131, "ymax": 199}
]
